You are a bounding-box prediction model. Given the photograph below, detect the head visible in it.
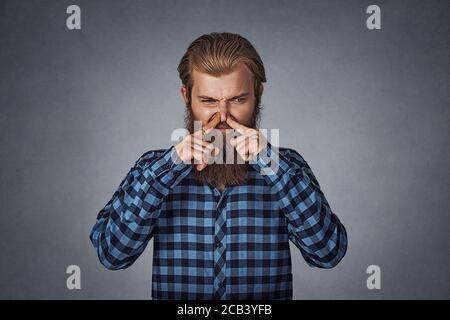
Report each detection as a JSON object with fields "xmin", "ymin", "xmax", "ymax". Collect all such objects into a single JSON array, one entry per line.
[{"xmin": 177, "ymin": 32, "xmax": 266, "ymax": 188}]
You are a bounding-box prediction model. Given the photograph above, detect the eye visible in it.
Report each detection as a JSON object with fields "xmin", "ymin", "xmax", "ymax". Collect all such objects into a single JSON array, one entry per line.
[
  {"xmin": 201, "ymin": 99, "xmax": 216, "ymax": 104},
  {"xmin": 232, "ymin": 97, "xmax": 246, "ymax": 103}
]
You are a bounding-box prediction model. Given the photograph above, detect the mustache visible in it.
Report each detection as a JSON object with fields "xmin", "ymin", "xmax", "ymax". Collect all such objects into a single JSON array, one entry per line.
[
  {"xmin": 185, "ymin": 107, "xmax": 260, "ymax": 134},
  {"xmin": 206, "ymin": 113, "xmax": 237, "ymax": 130},
  {"xmin": 215, "ymin": 122, "xmax": 232, "ymax": 129}
]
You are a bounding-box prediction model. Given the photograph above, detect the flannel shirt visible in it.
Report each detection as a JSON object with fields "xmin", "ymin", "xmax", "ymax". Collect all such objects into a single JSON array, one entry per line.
[{"xmin": 90, "ymin": 143, "xmax": 347, "ymax": 299}]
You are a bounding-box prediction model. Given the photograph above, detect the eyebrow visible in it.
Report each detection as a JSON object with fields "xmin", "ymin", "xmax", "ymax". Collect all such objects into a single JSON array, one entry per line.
[{"xmin": 198, "ymin": 92, "xmax": 249, "ymax": 100}]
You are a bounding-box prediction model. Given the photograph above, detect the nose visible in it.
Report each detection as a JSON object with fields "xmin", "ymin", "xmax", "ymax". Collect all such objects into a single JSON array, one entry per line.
[{"xmin": 217, "ymin": 98, "xmax": 228, "ymax": 122}]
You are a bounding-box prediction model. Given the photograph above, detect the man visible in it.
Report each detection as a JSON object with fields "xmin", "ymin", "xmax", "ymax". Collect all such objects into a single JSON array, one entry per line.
[{"xmin": 90, "ymin": 32, "xmax": 347, "ymax": 300}]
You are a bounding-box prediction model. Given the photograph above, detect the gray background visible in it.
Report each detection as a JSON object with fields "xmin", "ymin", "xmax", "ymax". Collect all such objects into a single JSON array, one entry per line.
[{"xmin": 0, "ymin": 0, "xmax": 449, "ymax": 299}]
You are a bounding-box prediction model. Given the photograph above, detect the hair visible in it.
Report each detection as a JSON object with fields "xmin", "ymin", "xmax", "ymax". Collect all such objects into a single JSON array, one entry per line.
[{"xmin": 177, "ymin": 32, "xmax": 267, "ymax": 110}]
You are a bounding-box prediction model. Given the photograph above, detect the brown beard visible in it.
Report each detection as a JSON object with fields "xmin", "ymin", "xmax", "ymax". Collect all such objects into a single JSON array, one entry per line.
[{"xmin": 184, "ymin": 105, "xmax": 261, "ymax": 190}]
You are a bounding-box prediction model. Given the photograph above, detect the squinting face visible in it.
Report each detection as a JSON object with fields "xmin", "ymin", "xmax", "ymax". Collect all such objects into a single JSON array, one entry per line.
[
  {"xmin": 180, "ymin": 63, "xmax": 263, "ymax": 189},
  {"xmin": 182, "ymin": 64, "xmax": 260, "ymax": 130}
]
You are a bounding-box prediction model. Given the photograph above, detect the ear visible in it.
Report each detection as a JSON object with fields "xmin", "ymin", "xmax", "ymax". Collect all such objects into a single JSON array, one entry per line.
[
  {"xmin": 181, "ymin": 86, "xmax": 189, "ymax": 107},
  {"xmin": 258, "ymin": 83, "xmax": 264, "ymax": 96}
]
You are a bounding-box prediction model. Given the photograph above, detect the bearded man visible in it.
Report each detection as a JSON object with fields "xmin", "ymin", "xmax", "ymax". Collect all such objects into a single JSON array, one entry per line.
[{"xmin": 90, "ymin": 32, "xmax": 347, "ymax": 300}]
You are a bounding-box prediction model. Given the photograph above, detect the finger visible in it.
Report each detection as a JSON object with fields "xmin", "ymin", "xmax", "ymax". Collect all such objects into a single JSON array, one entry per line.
[
  {"xmin": 235, "ymin": 137, "xmax": 251, "ymax": 152},
  {"xmin": 192, "ymin": 138, "xmax": 220, "ymax": 162},
  {"xmin": 180, "ymin": 146, "xmax": 196, "ymax": 164},
  {"xmin": 235, "ymin": 143, "xmax": 250, "ymax": 161},
  {"xmin": 192, "ymin": 138, "xmax": 218, "ymax": 156},
  {"xmin": 193, "ymin": 138, "xmax": 217, "ymax": 170},
  {"xmin": 191, "ymin": 140, "xmax": 214, "ymax": 162},
  {"xmin": 191, "ymin": 113, "xmax": 220, "ymax": 140},
  {"xmin": 234, "ymin": 135, "xmax": 250, "ymax": 152},
  {"xmin": 192, "ymin": 142, "xmax": 218, "ymax": 164},
  {"xmin": 234, "ymin": 135, "xmax": 259, "ymax": 159},
  {"xmin": 196, "ymin": 163, "xmax": 207, "ymax": 171},
  {"xmin": 191, "ymin": 129, "xmax": 204, "ymax": 142},
  {"xmin": 192, "ymin": 134, "xmax": 216, "ymax": 145},
  {"xmin": 242, "ymin": 132, "xmax": 260, "ymax": 154},
  {"xmin": 226, "ymin": 117, "xmax": 250, "ymax": 134},
  {"xmin": 230, "ymin": 132, "xmax": 257, "ymax": 147},
  {"xmin": 191, "ymin": 146, "xmax": 205, "ymax": 165},
  {"xmin": 203, "ymin": 112, "xmax": 221, "ymax": 133}
]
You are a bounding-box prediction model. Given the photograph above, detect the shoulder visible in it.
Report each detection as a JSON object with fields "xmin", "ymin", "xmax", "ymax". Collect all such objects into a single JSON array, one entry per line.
[
  {"xmin": 278, "ymin": 146, "xmax": 308, "ymax": 168},
  {"xmin": 134, "ymin": 148, "xmax": 170, "ymax": 168},
  {"xmin": 277, "ymin": 146, "xmax": 321, "ymax": 188}
]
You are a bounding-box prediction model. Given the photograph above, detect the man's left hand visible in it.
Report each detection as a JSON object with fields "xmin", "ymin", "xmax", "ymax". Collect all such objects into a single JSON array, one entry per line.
[{"xmin": 227, "ymin": 117, "xmax": 267, "ymax": 162}]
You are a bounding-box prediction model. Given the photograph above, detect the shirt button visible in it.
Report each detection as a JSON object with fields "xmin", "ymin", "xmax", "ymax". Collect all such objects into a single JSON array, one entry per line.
[{"xmin": 215, "ymin": 239, "xmax": 222, "ymax": 248}]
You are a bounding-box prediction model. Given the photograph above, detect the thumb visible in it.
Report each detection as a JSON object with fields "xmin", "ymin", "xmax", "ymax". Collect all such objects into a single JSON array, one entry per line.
[{"xmin": 196, "ymin": 163, "xmax": 207, "ymax": 171}]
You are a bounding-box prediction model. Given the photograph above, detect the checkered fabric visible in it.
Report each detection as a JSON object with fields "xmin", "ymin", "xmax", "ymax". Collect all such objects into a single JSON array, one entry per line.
[{"xmin": 90, "ymin": 143, "xmax": 347, "ymax": 299}]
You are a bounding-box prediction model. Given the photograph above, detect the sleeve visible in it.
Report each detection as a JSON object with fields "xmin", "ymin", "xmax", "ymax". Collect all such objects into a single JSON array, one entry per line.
[
  {"xmin": 89, "ymin": 146, "xmax": 192, "ymax": 270},
  {"xmin": 251, "ymin": 143, "xmax": 348, "ymax": 268}
]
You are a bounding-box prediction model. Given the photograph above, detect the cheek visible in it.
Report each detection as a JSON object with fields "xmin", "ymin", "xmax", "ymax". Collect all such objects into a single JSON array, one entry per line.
[
  {"xmin": 229, "ymin": 102, "xmax": 255, "ymax": 122},
  {"xmin": 191, "ymin": 104, "xmax": 217, "ymax": 123}
]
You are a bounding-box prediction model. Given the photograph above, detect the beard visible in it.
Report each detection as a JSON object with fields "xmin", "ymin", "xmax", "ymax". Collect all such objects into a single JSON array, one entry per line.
[{"xmin": 184, "ymin": 105, "xmax": 261, "ymax": 189}]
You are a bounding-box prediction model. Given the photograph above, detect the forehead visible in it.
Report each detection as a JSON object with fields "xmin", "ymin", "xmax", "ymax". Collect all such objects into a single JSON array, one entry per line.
[{"xmin": 192, "ymin": 64, "xmax": 254, "ymax": 98}]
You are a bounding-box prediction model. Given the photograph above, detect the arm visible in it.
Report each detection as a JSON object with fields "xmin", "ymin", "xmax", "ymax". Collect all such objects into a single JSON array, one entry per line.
[
  {"xmin": 252, "ymin": 144, "xmax": 347, "ymax": 268},
  {"xmin": 89, "ymin": 146, "xmax": 192, "ymax": 270}
]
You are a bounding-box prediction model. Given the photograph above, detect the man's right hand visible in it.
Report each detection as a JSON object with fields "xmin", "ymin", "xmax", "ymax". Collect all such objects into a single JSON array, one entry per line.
[{"xmin": 175, "ymin": 113, "xmax": 221, "ymax": 171}]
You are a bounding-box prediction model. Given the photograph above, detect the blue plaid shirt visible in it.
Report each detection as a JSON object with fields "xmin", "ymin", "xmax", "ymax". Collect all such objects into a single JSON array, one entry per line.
[{"xmin": 90, "ymin": 143, "xmax": 347, "ymax": 300}]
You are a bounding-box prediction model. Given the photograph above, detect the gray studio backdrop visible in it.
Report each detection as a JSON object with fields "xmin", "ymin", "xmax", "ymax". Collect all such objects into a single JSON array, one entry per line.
[{"xmin": 0, "ymin": 0, "xmax": 449, "ymax": 299}]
